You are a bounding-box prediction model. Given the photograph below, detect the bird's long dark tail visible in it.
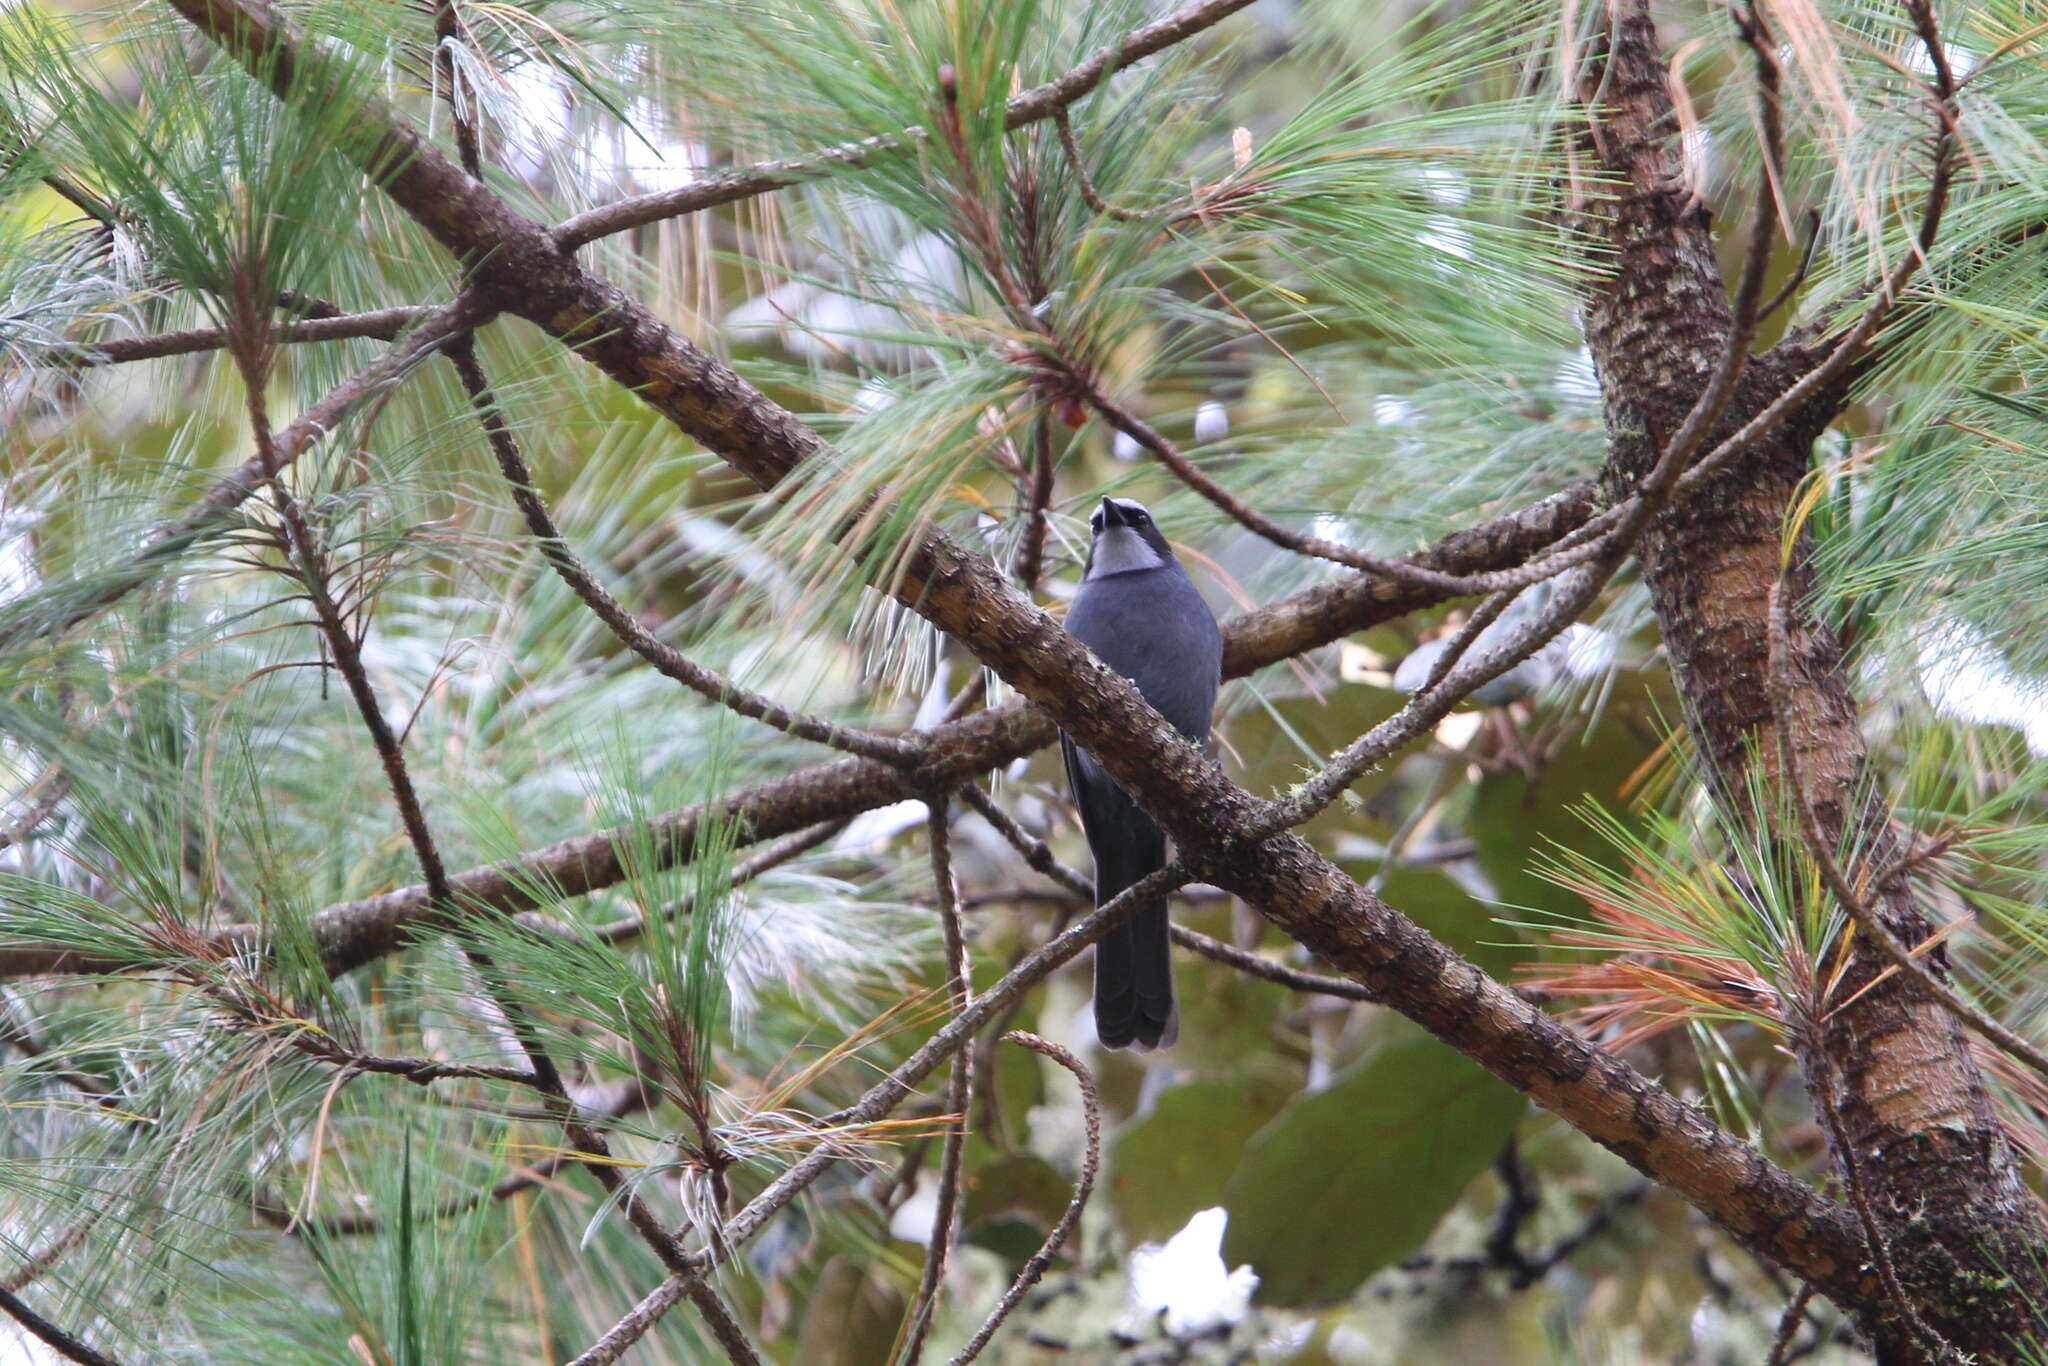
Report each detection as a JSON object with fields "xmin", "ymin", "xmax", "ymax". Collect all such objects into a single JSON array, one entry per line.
[{"xmin": 1093, "ymin": 841, "xmax": 1177, "ymax": 1051}]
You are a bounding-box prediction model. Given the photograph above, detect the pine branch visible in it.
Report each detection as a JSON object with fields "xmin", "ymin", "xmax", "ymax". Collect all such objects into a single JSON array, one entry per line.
[
  {"xmin": 0, "ymin": 484, "xmax": 1585, "ymax": 981},
  {"xmin": 0, "ymin": 1287, "xmax": 122, "ymax": 1366},
  {"xmin": 549, "ymin": 0, "xmax": 1261, "ymax": 249},
  {"xmin": 0, "ymin": 301, "xmax": 476, "ymax": 657},
  {"xmin": 154, "ymin": 0, "xmax": 1877, "ymax": 1322},
  {"xmin": 64, "ymin": 306, "xmax": 436, "ymax": 368}
]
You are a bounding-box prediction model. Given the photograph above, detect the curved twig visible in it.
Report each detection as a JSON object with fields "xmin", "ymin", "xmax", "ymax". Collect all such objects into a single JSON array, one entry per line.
[
  {"xmin": 64, "ymin": 307, "xmax": 437, "ymax": 368},
  {"xmin": 1807, "ymin": 1034, "xmax": 1955, "ymax": 1363},
  {"xmin": 947, "ymin": 1032, "xmax": 1098, "ymax": 1366},
  {"xmin": 1767, "ymin": 1284, "xmax": 1818, "ymax": 1366}
]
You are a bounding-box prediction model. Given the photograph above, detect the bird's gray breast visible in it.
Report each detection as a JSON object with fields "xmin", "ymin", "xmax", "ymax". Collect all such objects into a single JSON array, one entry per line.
[{"xmin": 1064, "ymin": 566, "xmax": 1222, "ymax": 742}]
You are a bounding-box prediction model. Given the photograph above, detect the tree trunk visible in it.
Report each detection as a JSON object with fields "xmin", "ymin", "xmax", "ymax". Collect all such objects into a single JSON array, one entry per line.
[{"xmin": 1570, "ymin": 7, "xmax": 2048, "ymax": 1359}]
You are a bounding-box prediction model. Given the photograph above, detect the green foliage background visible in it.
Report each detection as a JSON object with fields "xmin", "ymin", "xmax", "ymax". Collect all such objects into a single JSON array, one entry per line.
[{"xmin": 2, "ymin": 0, "xmax": 2046, "ymax": 1362}]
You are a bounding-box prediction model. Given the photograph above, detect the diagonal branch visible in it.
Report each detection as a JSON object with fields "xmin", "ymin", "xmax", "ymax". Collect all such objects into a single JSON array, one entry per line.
[
  {"xmin": 156, "ymin": 0, "xmax": 1876, "ymax": 1323},
  {"xmin": 0, "ymin": 1287, "xmax": 122, "ymax": 1366},
  {"xmin": 900, "ymin": 795, "xmax": 972, "ymax": 1366},
  {"xmin": 0, "ymin": 484, "xmax": 1588, "ymax": 981}
]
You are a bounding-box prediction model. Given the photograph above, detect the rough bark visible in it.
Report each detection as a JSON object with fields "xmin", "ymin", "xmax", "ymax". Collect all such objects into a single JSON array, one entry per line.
[
  {"xmin": 141, "ymin": 0, "xmax": 1899, "ymax": 1305},
  {"xmin": 1569, "ymin": 7, "xmax": 2048, "ymax": 1358}
]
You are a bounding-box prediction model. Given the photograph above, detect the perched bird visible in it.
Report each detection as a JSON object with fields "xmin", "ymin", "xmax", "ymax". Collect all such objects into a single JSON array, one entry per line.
[{"xmin": 1061, "ymin": 496, "xmax": 1222, "ymax": 1051}]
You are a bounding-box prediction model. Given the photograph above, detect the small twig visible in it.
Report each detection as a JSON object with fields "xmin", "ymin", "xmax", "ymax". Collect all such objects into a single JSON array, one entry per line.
[
  {"xmin": 309, "ymin": 1047, "xmax": 539, "ymax": 1087},
  {"xmin": 0, "ymin": 1215, "xmax": 103, "ymax": 1296},
  {"xmin": 957, "ymin": 784, "xmax": 1091, "ymax": 898},
  {"xmin": 1765, "ymin": 580, "xmax": 2048, "ymax": 1081},
  {"xmin": 563, "ymin": 1274, "xmax": 698, "ymax": 1366},
  {"xmin": 0, "ymin": 1286, "xmax": 122, "ymax": 1366},
  {"xmin": 0, "ymin": 114, "xmax": 116, "ymax": 229},
  {"xmin": 684, "ymin": 1280, "xmax": 765, "ymax": 1366},
  {"xmin": 429, "ymin": 0, "xmax": 481, "ymax": 179},
  {"xmin": 1767, "ymin": 1284, "xmax": 1818, "ymax": 1366},
  {"xmin": 0, "ymin": 998, "xmax": 124, "ymax": 1107},
  {"xmin": 1420, "ymin": 585, "xmax": 1524, "ymax": 697},
  {"xmin": 947, "ymin": 1032, "xmax": 1098, "ymax": 1366},
  {"xmin": 64, "ymin": 307, "xmax": 438, "ymax": 368},
  {"xmin": 1010, "ymin": 416, "xmax": 1058, "ymax": 592},
  {"xmin": 1168, "ymin": 925, "xmax": 1374, "ymax": 1001},
  {"xmin": 1758, "ymin": 210, "xmax": 1822, "ymax": 324},
  {"xmin": 0, "ymin": 766, "xmax": 73, "ymax": 852},
  {"xmin": 900, "ymin": 795, "xmax": 974, "ymax": 1366},
  {"xmin": 1051, "ymin": 108, "xmax": 1146, "ymax": 221},
  {"xmin": 1513, "ymin": 1183, "xmax": 1649, "ymax": 1287},
  {"xmin": 450, "ymin": 339, "xmax": 917, "ymax": 767},
  {"xmin": 1808, "ymin": 1034, "xmax": 1953, "ymax": 1362},
  {"xmin": 1251, "ymin": 562, "xmax": 1609, "ymax": 836},
  {"xmin": 1481, "ymin": 1141, "xmax": 1541, "ymax": 1283}
]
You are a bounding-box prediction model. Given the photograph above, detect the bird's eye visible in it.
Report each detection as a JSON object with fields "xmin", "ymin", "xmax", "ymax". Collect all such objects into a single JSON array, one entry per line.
[{"xmin": 1132, "ymin": 512, "xmax": 1150, "ymax": 525}]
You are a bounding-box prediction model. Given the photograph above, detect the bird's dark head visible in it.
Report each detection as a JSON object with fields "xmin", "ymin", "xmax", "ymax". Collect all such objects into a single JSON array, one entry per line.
[{"xmin": 1084, "ymin": 496, "xmax": 1176, "ymax": 579}]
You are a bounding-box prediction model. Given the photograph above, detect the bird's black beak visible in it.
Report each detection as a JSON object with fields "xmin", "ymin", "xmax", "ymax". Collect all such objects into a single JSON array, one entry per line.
[{"xmin": 1098, "ymin": 496, "xmax": 1124, "ymax": 528}]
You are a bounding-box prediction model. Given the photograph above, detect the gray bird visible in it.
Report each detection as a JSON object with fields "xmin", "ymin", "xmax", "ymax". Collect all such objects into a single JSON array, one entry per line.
[{"xmin": 1061, "ymin": 496, "xmax": 1222, "ymax": 1051}]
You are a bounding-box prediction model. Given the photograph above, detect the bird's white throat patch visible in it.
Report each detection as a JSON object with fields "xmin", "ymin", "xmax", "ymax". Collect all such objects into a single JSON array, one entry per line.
[{"xmin": 1088, "ymin": 526, "xmax": 1166, "ymax": 578}]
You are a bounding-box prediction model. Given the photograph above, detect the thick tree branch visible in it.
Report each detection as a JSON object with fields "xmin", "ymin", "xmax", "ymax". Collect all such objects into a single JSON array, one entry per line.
[
  {"xmin": 1564, "ymin": 3, "xmax": 2039, "ymax": 1355},
  {"xmin": 159, "ymin": 0, "xmax": 1876, "ymax": 1320}
]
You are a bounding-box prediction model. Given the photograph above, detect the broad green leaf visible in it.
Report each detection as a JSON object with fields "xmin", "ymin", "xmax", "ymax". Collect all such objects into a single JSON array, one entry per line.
[
  {"xmin": 1113, "ymin": 1076, "xmax": 1292, "ymax": 1244},
  {"xmin": 1219, "ymin": 1033, "xmax": 1523, "ymax": 1305},
  {"xmin": 1470, "ymin": 713, "xmax": 1655, "ymax": 920},
  {"xmin": 962, "ymin": 1154, "xmax": 1072, "ymax": 1229},
  {"xmin": 791, "ymin": 1257, "xmax": 907, "ymax": 1366}
]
